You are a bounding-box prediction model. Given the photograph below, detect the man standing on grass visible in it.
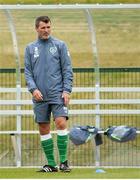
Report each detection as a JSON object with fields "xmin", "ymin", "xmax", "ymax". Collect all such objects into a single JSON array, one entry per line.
[{"xmin": 24, "ymin": 16, "xmax": 73, "ymax": 172}]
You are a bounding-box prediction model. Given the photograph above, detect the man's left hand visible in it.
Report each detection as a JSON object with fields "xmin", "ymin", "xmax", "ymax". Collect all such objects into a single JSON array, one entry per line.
[{"xmin": 62, "ymin": 92, "xmax": 70, "ymax": 106}]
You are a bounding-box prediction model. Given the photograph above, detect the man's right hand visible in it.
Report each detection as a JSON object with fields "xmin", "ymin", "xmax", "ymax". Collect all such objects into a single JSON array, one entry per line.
[{"xmin": 32, "ymin": 89, "xmax": 43, "ymax": 101}]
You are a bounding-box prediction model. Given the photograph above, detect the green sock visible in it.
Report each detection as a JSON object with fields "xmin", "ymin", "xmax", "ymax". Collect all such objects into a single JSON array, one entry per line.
[
  {"xmin": 41, "ymin": 138, "xmax": 56, "ymax": 167},
  {"xmin": 57, "ymin": 134, "xmax": 68, "ymax": 163}
]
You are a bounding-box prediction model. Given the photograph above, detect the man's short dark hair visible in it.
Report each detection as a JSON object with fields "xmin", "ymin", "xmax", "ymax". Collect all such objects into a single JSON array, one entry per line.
[{"xmin": 35, "ymin": 16, "xmax": 51, "ymax": 28}]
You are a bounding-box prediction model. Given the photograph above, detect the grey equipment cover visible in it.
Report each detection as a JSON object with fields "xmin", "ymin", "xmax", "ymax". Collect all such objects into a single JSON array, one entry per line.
[
  {"xmin": 104, "ymin": 125, "xmax": 137, "ymax": 143},
  {"xmin": 69, "ymin": 126, "xmax": 102, "ymax": 146}
]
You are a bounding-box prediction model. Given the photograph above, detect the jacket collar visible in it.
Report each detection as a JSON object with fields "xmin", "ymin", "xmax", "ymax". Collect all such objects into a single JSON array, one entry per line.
[{"xmin": 37, "ymin": 36, "xmax": 52, "ymax": 43}]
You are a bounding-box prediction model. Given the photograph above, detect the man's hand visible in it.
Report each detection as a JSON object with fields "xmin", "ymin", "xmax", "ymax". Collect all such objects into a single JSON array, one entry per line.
[
  {"xmin": 62, "ymin": 92, "xmax": 71, "ymax": 106},
  {"xmin": 32, "ymin": 89, "xmax": 43, "ymax": 101}
]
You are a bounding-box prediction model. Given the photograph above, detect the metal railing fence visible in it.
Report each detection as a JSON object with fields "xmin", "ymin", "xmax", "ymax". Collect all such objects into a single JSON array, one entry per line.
[
  {"xmin": 0, "ymin": 68, "xmax": 140, "ymax": 167},
  {"xmin": 1, "ymin": 67, "xmax": 140, "ymax": 87}
]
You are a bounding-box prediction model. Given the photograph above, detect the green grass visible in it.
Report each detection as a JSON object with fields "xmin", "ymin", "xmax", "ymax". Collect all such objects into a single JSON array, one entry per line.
[{"xmin": 0, "ymin": 168, "xmax": 140, "ymax": 179}]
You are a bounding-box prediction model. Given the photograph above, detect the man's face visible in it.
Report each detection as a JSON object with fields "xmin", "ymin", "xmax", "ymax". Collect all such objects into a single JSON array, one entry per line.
[{"xmin": 36, "ymin": 21, "xmax": 51, "ymax": 40}]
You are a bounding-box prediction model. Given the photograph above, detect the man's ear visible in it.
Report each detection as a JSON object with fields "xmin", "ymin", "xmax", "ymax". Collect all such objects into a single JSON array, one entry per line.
[{"xmin": 35, "ymin": 27, "xmax": 38, "ymax": 32}]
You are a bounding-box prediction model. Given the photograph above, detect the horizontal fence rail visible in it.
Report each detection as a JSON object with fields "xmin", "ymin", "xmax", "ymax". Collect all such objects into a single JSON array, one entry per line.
[
  {"xmin": 1, "ymin": 99, "xmax": 140, "ymax": 105},
  {"xmin": 0, "ymin": 4, "xmax": 140, "ymax": 10},
  {"xmin": 0, "ymin": 86, "xmax": 140, "ymax": 126},
  {"xmin": 0, "ymin": 87, "xmax": 140, "ymax": 115},
  {"xmin": 1, "ymin": 87, "xmax": 140, "ymax": 92}
]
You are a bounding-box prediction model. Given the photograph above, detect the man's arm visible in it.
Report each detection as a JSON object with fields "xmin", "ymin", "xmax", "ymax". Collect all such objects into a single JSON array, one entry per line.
[
  {"xmin": 24, "ymin": 46, "xmax": 43, "ymax": 101},
  {"xmin": 60, "ymin": 42, "xmax": 73, "ymax": 105},
  {"xmin": 24, "ymin": 46, "xmax": 38, "ymax": 94},
  {"xmin": 60, "ymin": 42, "xmax": 73, "ymax": 93}
]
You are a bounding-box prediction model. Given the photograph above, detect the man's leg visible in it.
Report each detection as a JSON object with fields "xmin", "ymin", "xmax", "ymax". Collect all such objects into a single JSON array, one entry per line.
[
  {"xmin": 55, "ymin": 117, "xmax": 68, "ymax": 163},
  {"xmin": 34, "ymin": 102, "xmax": 57, "ymax": 172},
  {"xmin": 39, "ymin": 123, "xmax": 57, "ymax": 168},
  {"xmin": 55, "ymin": 117, "xmax": 71, "ymax": 172}
]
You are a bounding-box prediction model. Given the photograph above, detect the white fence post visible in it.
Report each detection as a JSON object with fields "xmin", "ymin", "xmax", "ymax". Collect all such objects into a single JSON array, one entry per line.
[
  {"xmin": 4, "ymin": 9, "xmax": 21, "ymax": 167},
  {"xmin": 86, "ymin": 8, "xmax": 101, "ymax": 167}
]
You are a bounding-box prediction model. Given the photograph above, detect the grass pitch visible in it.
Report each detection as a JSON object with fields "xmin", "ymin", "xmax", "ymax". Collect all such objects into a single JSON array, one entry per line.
[{"xmin": 0, "ymin": 168, "xmax": 140, "ymax": 179}]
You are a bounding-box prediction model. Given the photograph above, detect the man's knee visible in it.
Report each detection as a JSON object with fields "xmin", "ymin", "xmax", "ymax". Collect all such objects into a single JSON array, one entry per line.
[
  {"xmin": 38, "ymin": 123, "xmax": 50, "ymax": 135},
  {"xmin": 55, "ymin": 117, "xmax": 67, "ymax": 130}
]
